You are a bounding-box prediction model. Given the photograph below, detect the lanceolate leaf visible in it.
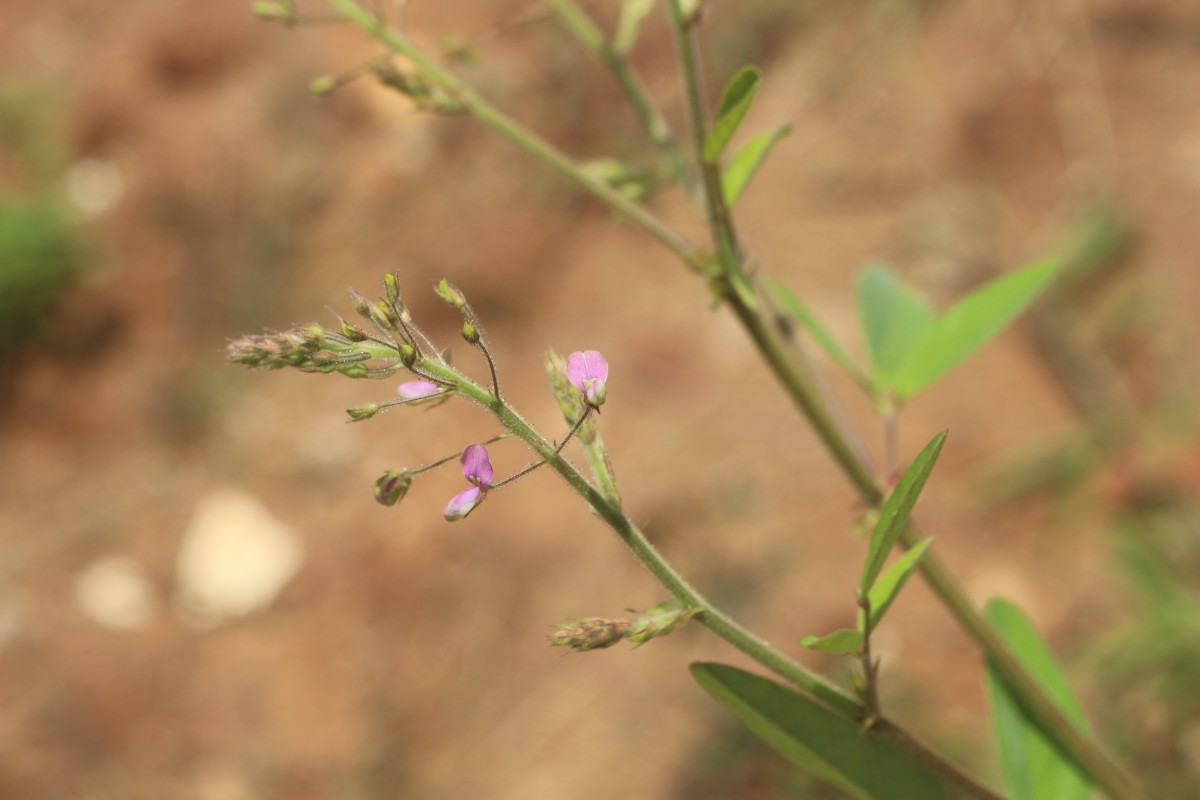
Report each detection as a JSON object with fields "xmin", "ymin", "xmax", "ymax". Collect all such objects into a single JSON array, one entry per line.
[
  {"xmin": 985, "ymin": 599, "xmax": 1092, "ymax": 800},
  {"xmin": 703, "ymin": 66, "xmax": 762, "ymax": 163},
  {"xmin": 895, "ymin": 259, "xmax": 1058, "ymax": 399},
  {"xmin": 864, "ymin": 537, "xmax": 933, "ymax": 631},
  {"xmin": 722, "ymin": 125, "xmax": 791, "ymax": 205},
  {"xmin": 856, "ymin": 263, "xmax": 936, "ymax": 393},
  {"xmin": 692, "ymin": 663, "xmax": 948, "ymax": 800},
  {"xmin": 860, "ymin": 432, "xmax": 947, "ymax": 595},
  {"xmin": 801, "ymin": 628, "xmax": 863, "ymax": 654}
]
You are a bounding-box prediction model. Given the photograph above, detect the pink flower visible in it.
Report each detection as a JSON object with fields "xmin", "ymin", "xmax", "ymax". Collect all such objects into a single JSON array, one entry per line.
[
  {"xmin": 397, "ymin": 380, "xmax": 442, "ymax": 401},
  {"xmin": 566, "ymin": 350, "xmax": 608, "ymax": 410},
  {"xmin": 444, "ymin": 443, "xmax": 493, "ymax": 521}
]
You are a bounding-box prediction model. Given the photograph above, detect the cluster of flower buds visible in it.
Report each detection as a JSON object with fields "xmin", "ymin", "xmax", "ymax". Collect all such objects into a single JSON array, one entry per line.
[
  {"xmin": 547, "ymin": 599, "xmax": 698, "ymax": 652},
  {"xmin": 229, "ymin": 272, "xmax": 616, "ymax": 526}
]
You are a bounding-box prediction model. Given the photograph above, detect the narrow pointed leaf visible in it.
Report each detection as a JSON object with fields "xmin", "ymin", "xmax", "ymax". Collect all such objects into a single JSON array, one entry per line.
[
  {"xmin": 801, "ymin": 628, "xmax": 863, "ymax": 654},
  {"xmin": 722, "ymin": 125, "xmax": 791, "ymax": 205},
  {"xmin": 703, "ymin": 66, "xmax": 762, "ymax": 163},
  {"xmin": 985, "ymin": 599, "xmax": 1092, "ymax": 800},
  {"xmin": 896, "ymin": 259, "xmax": 1058, "ymax": 399},
  {"xmin": 861, "ymin": 537, "xmax": 933, "ymax": 631},
  {"xmin": 613, "ymin": 0, "xmax": 655, "ymax": 55},
  {"xmin": 691, "ymin": 663, "xmax": 948, "ymax": 800},
  {"xmin": 766, "ymin": 277, "xmax": 871, "ymax": 389},
  {"xmin": 856, "ymin": 263, "xmax": 936, "ymax": 392},
  {"xmin": 860, "ymin": 432, "xmax": 946, "ymax": 594}
]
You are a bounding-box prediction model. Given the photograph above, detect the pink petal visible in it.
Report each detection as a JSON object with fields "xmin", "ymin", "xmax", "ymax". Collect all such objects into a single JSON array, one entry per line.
[
  {"xmin": 566, "ymin": 350, "xmax": 608, "ymax": 390},
  {"xmin": 459, "ymin": 443, "xmax": 493, "ymax": 487},
  {"xmin": 444, "ymin": 486, "xmax": 483, "ymax": 521},
  {"xmin": 397, "ymin": 380, "xmax": 441, "ymax": 401}
]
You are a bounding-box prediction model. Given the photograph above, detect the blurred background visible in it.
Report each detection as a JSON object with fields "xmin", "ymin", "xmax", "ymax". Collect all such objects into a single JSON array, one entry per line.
[{"xmin": 2, "ymin": 0, "xmax": 1199, "ymax": 797}]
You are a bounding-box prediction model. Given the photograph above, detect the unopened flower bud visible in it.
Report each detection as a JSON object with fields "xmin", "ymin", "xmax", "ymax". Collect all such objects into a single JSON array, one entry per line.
[
  {"xmin": 341, "ymin": 322, "xmax": 369, "ymax": 342},
  {"xmin": 626, "ymin": 599, "xmax": 697, "ymax": 645},
  {"xmin": 310, "ymin": 75, "xmax": 339, "ymax": 96},
  {"xmin": 346, "ymin": 403, "xmax": 381, "ymax": 421},
  {"xmin": 461, "ymin": 322, "xmax": 479, "ymax": 344},
  {"xmin": 373, "ymin": 469, "xmax": 412, "ymax": 506},
  {"xmin": 547, "ymin": 617, "xmax": 633, "ymax": 652},
  {"xmin": 396, "ymin": 342, "xmax": 416, "ymax": 367},
  {"xmin": 349, "ymin": 289, "xmax": 372, "ymax": 319},
  {"xmin": 383, "ymin": 273, "xmax": 401, "ymax": 305},
  {"xmin": 435, "ymin": 278, "xmax": 466, "ymax": 309}
]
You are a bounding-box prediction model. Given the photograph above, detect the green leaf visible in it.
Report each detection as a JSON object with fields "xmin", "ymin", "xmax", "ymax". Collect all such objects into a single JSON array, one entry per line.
[
  {"xmin": 722, "ymin": 125, "xmax": 791, "ymax": 205},
  {"xmin": 864, "ymin": 537, "xmax": 933, "ymax": 631},
  {"xmin": 801, "ymin": 628, "xmax": 863, "ymax": 654},
  {"xmin": 860, "ymin": 432, "xmax": 946, "ymax": 594},
  {"xmin": 895, "ymin": 259, "xmax": 1058, "ymax": 399},
  {"xmin": 985, "ymin": 599, "xmax": 1092, "ymax": 800},
  {"xmin": 856, "ymin": 263, "xmax": 936, "ymax": 393},
  {"xmin": 613, "ymin": 0, "xmax": 655, "ymax": 56},
  {"xmin": 691, "ymin": 663, "xmax": 948, "ymax": 800},
  {"xmin": 703, "ymin": 66, "xmax": 762, "ymax": 164},
  {"xmin": 766, "ymin": 277, "xmax": 872, "ymax": 390}
]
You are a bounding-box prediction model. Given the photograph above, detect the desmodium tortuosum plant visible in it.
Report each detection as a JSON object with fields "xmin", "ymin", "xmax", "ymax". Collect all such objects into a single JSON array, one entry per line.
[{"xmin": 235, "ymin": 2, "xmax": 1145, "ymax": 799}]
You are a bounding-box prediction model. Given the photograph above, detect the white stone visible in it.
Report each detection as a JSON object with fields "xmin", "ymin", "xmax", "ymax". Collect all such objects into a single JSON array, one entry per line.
[
  {"xmin": 74, "ymin": 555, "xmax": 155, "ymax": 631},
  {"xmin": 175, "ymin": 488, "xmax": 304, "ymax": 628}
]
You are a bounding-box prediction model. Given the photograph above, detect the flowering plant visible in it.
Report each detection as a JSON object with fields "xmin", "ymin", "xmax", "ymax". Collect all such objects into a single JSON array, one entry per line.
[{"xmin": 231, "ymin": 2, "xmax": 1150, "ymax": 799}]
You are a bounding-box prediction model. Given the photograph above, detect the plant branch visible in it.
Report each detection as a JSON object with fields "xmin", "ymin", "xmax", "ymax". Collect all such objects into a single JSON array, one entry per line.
[
  {"xmin": 326, "ymin": 0, "xmax": 705, "ymax": 274},
  {"xmin": 325, "ymin": 4, "xmax": 1142, "ymax": 796},
  {"xmin": 545, "ymin": 0, "xmax": 699, "ymax": 199}
]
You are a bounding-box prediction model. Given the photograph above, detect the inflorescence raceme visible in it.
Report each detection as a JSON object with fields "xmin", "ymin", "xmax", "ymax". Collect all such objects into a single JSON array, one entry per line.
[{"xmin": 227, "ymin": 274, "xmax": 608, "ymax": 524}]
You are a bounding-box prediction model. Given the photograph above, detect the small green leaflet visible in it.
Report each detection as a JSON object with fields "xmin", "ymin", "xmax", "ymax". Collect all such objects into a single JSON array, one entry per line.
[
  {"xmin": 801, "ymin": 628, "xmax": 862, "ymax": 654},
  {"xmin": 722, "ymin": 125, "xmax": 791, "ymax": 205},
  {"xmin": 860, "ymin": 431, "xmax": 946, "ymax": 595},
  {"xmin": 862, "ymin": 537, "xmax": 933, "ymax": 632},
  {"xmin": 703, "ymin": 66, "xmax": 762, "ymax": 163}
]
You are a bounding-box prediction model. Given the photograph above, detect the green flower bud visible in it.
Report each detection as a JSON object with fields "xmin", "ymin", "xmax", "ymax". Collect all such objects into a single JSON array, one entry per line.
[
  {"xmin": 396, "ymin": 342, "xmax": 416, "ymax": 367},
  {"xmin": 435, "ymin": 279, "xmax": 466, "ymax": 309},
  {"xmin": 373, "ymin": 469, "xmax": 413, "ymax": 506},
  {"xmin": 309, "ymin": 75, "xmax": 338, "ymax": 96},
  {"xmin": 461, "ymin": 321, "xmax": 479, "ymax": 344},
  {"xmin": 346, "ymin": 403, "xmax": 381, "ymax": 421},
  {"xmin": 341, "ymin": 322, "xmax": 369, "ymax": 342},
  {"xmin": 627, "ymin": 599, "xmax": 697, "ymax": 645},
  {"xmin": 383, "ymin": 273, "xmax": 401, "ymax": 305}
]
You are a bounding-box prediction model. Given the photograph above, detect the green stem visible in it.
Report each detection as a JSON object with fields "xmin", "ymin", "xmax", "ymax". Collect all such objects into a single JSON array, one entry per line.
[
  {"xmin": 326, "ymin": 0, "xmax": 704, "ymax": 274},
  {"xmin": 418, "ymin": 357, "xmax": 859, "ymax": 716},
  {"xmin": 419, "ymin": 356, "xmax": 1003, "ymax": 800},
  {"xmin": 661, "ymin": 3, "xmax": 1141, "ymax": 797},
  {"xmin": 545, "ymin": 0, "xmax": 699, "ymax": 199}
]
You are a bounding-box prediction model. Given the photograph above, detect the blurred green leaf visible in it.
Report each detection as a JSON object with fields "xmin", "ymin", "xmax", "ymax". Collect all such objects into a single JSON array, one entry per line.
[
  {"xmin": 691, "ymin": 663, "xmax": 948, "ymax": 799},
  {"xmin": 766, "ymin": 277, "xmax": 871, "ymax": 389},
  {"xmin": 856, "ymin": 263, "xmax": 935, "ymax": 393},
  {"xmin": 613, "ymin": 0, "xmax": 655, "ymax": 56},
  {"xmin": 703, "ymin": 66, "xmax": 762, "ymax": 164},
  {"xmin": 801, "ymin": 628, "xmax": 863, "ymax": 654},
  {"xmin": 860, "ymin": 432, "xmax": 946, "ymax": 594},
  {"xmin": 864, "ymin": 537, "xmax": 933, "ymax": 631},
  {"xmin": 985, "ymin": 598, "xmax": 1092, "ymax": 800},
  {"xmin": 722, "ymin": 124, "xmax": 790, "ymax": 205},
  {"xmin": 895, "ymin": 259, "xmax": 1058, "ymax": 399}
]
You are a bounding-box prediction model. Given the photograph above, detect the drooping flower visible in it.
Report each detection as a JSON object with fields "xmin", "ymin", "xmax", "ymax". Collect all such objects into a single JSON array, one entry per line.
[
  {"xmin": 444, "ymin": 443, "xmax": 493, "ymax": 521},
  {"xmin": 566, "ymin": 350, "xmax": 608, "ymax": 410},
  {"xmin": 396, "ymin": 380, "xmax": 442, "ymax": 402}
]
